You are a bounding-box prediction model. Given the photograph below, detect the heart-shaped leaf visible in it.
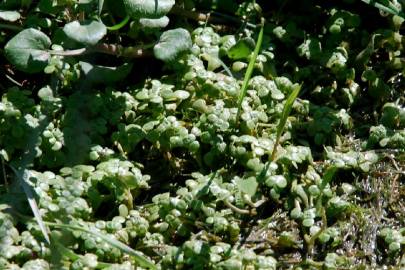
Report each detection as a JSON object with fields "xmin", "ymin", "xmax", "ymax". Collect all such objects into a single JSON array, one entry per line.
[
  {"xmin": 0, "ymin": 10, "xmax": 20, "ymax": 21},
  {"xmin": 153, "ymin": 28, "xmax": 192, "ymax": 62},
  {"xmin": 227, "ymin": 37, "xmax": 255, "ymax": 60},
  {"xmin": 63, "ymin": 20, "xmax": 106, "ymax": 46},
  {"xmin": 123, "ymin": 0, "xmax": 174, "ymax": 19},
  {"xmin": 5, "ymin": 28, "xmax": 51, "ymax": 73},
  {"xmin": 235, "ymin": 176, "xmax": 258, "ymax": 196}
]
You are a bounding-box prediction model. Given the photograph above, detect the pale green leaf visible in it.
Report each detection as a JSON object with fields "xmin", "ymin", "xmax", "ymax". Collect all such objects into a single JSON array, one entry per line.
[
  {"xmin": 139, "ymin": 16, "xmax": 169, "ymax": 28},
  {"xmin": 0, "ymin": 10, "xmax": 20, "ymax": 21},
  {"xmin": 4, "ymin": 28, "xmax": 51, "ymax": 73},
  {"xmin": 227, "ymin": 37, "xmax": 255, "ymax": 60},
  {"xmin": 153, "ymin": 28, "xmax": 192, "ymax": 62},
  {"xmin": 123, "ymin": 0, "xmax": 174, "ymax": 19},
  {"xmin": 98, "ymin": 0, "xmax": 104, "ymax": 16},
  {"xmin": 235, "ymin": 176, "xmax": 258, "ymax": 196},
  {"xmin": 63, "ymin": 20, "xmax": 107, "ymax": 45}
]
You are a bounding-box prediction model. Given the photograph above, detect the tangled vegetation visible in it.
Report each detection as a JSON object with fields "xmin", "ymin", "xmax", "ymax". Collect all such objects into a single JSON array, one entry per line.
[{"xmin": 0, "ymin": 0, "xmax": 404, "ymax": 269}]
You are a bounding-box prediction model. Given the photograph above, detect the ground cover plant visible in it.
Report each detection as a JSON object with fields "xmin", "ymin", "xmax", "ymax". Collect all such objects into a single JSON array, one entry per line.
[{"xmin": 0, "ymin": 0, "xmax": 404, "ymax": 269}]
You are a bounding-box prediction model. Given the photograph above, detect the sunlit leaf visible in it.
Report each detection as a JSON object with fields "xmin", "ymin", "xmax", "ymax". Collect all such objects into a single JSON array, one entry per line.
[
  {"xmin": 235, "ymin": 176, "xmax": 258, "ymax": 196},
  {"xmin": 0, "ymin": 10, "xmax": 20, "ymax": 21},
  {"xmin": 153, "ymin": 28, "xmax": 192, "ymax": 62},
  {"xmin": 5, "ymin": 28, "xmax": 51, "ymax": 73},
  {"xmin": 227, "ymin": 37, "xmax": 255, "ymax": 60},
  {"xmin": 123, "ymin": 0, "xmax": 175, "ymax": 19},
  {"xmin": 139, "ymin": 16, "xmax": 169, "ymax": 28},
  {"xmin": 63, "ymin": 20, "xmax": 107, "ymax": 45}
]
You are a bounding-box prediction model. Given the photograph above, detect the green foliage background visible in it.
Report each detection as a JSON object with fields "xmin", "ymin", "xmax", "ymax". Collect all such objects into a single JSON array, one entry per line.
[{"xmin": 0, "ymin": 0, "xmax": 404, "ymax": 269}]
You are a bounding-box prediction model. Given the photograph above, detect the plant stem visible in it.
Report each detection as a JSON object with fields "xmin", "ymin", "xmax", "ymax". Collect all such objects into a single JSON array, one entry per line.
[
  {"xmin": 171, "ymin": 6, "xmax": 211, "ymax": 22},
  {"xmin": 48, "ymin": 48, "xmax": 88, "ymax": 56},
  {"xmin": 48, "ymin": 44, "xmax": 151, "ymax": 58},
  {"xmin": 106, "ymin": 15, "xmax": 130, "ymax": 31},
  {"xmin": 171, "ymin": 6, "xmax": 257, "ymax": 28},
  {"xmin": 94, "ymin": 43, "xmax": 152, "ymax": 58},
  {"xmin": 0, "ymin": 23, "xmax": 23, "ymax": 31},
  {"xmin": 224, "ymin": 199, "xmax": 255, "ymax": 215},
  {"xmin": 0, "ymin": 155, "xmax": 7, "ymax": 192}
]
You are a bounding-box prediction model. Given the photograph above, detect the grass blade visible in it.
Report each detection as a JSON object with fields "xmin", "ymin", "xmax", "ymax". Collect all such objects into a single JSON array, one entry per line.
[
  {"xmin": 46, "ymin": 222, "xmax": 157, "ymax": 269},
  {"xmin": 51, "ymin": 233, "xmax": 112, "ymax": 269},
  {"xmin": 98, "ymin": 0, "xmax": 104, "ymax": 16},
  {"xmin": 271, "ymin": 83, "xmax": 302, "ymax": 161},
  {"xmin": 9, "ymin": 166, "xmax": 50, "ymax": 244},
  {"xmin": 7, "ymin": 115, "xmax": 50, "ymax": 244},
  {"xmin": 236, "ymin": 18, "xmax": 264, "ymax": 123}
]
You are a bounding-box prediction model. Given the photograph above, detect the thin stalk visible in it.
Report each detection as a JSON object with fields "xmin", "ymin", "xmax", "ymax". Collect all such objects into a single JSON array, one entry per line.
[
  {"xmin": 48, "ymin": 48, "xmax": 88, "ymax": 56},
  {"xmin": 47, "ymin": 44, "xmax": 150, "ymax": 58},
  {"xmin": 236, "ymin": 18, "xmax": 265, "ymax": 124},
  {"xmin": 106, "ymin": 15, "xmax": 130, "ymax": 31},
  {"xmin": 218, "ymin": 58, "xmax": 234, "ymax": 78},
  {"xmin": 305, "ymin": 207, "xmax": 327, "ymax": 256},
  {"xmin": 5, "ymin": 74, "xmax": 22, "ymax": 87},
  {"xmin": 171, "ymin": 6, "xmax": 257, "ymax": 28},
  {"xmin": 224, "ymin": 199, "xmax": 253, "ymax": 215},
  {"xmin": 0, "ymin": 155, "xmax": 8, "ymax": 192},
  {"xmin": 211, "ymin": 11, "xmax": 257, "ymax": 29},
  {"xmin": 0, "ymin": 23, "xmax": 23, "ymax": 31}
]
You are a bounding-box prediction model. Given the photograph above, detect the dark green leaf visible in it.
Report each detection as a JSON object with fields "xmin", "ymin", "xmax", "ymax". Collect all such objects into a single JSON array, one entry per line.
[
  {"xmin": 78, "ymin": 61, "xmax": 133, "ymax": 84},
  {"xmin": 79, "ymin": 61, "xmax": 132, "ymax": 84}
]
